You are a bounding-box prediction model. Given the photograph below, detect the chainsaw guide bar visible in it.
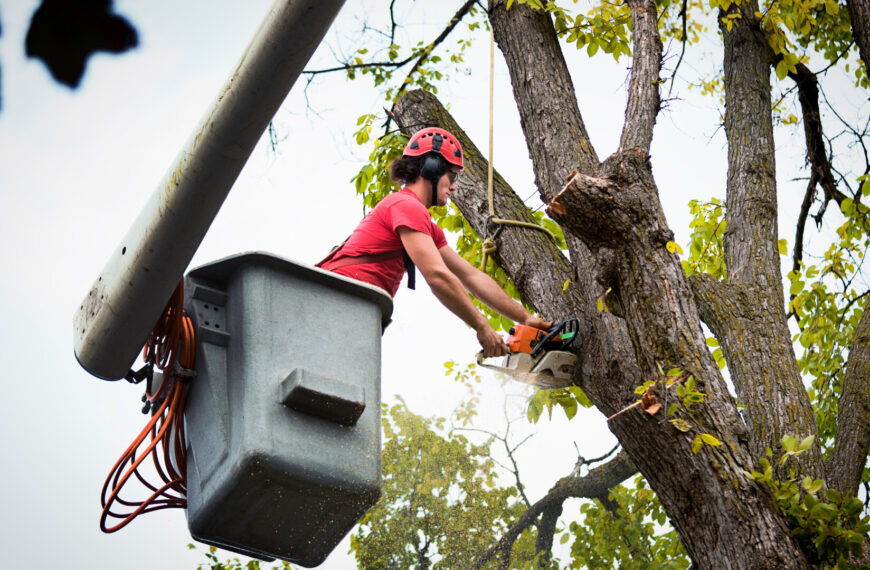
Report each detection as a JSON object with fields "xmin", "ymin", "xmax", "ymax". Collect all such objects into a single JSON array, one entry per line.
[{"xmin": 476, "ymin": 350, "xmax": 577, "ymax": 389}]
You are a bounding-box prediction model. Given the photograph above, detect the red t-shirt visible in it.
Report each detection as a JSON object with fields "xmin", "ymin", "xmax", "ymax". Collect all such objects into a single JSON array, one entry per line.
[{"xmin": 323, "ymin": 188, "xmax": 447, "ymax": 296}]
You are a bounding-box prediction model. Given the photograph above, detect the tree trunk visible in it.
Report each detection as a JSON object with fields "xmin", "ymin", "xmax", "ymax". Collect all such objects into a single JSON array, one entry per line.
[
  {"xmin": 847, "ymin": 0, "xmax": 870, "ymax": 80},
  {"xmin": 711, "ymin": 0, "xmax": 824, "ymax": 480},
  {"xmin": 828, "ymin": 305, "xmax": 870, "ymax": 496}
]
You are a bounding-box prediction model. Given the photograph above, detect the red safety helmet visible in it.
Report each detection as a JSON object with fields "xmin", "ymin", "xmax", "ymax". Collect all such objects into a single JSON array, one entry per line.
[{"xmin": 403, "ymin": 127, "xmax": 464, "ymax": 170}]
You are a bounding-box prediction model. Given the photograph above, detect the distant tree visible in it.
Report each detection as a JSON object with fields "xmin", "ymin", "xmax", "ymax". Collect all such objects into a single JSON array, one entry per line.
[
  {"xmin": 351, "ymin": 393, "xmax": 688, "ymax": 568},
  {"xmin": 350, "ymin": 397, "xmax": 534, "ymax": 568}
]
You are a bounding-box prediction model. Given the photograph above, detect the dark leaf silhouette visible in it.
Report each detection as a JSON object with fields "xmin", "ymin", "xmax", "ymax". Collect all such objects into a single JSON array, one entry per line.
[{"xmin": 25, "ymin": 0, "xmax": 137, "ymax": 88}]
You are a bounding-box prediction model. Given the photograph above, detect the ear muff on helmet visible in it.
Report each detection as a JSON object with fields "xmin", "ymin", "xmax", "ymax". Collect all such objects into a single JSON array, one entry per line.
[
  {"xmin": 420, "ymin": 153, "xmax": 447, "ymax": 180},
  {"xmin": 419, "ymin": 153, "xmax": 448, "ymax": 207}
]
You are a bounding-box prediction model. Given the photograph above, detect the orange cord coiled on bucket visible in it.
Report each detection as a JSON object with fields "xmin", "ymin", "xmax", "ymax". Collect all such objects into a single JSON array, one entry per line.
[{"xmin": 100, "ymin": 281, "xmax": 195, "ymax": 533}]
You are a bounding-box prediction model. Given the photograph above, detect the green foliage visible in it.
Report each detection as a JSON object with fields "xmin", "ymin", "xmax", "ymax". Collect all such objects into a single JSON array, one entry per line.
[
  {"xmin": 350, "ymin": 399, "xmax": 541, "ymax": 568},
  {"xmin": 509, "ymin": 0, "xmax": 708, "ymax": 63},
  {"xmin": 755, "ymin": 0, "xmax": 861, "ymax": 86},
  {"xmin": 568, "ymin": 476, "xmax": 690, "ymax": 569},
  {"xmin": 350, "ymin": 117, "xmax": 408, "ymax": 212},
  {"xmin": 681, "ymin": 198, "xmax": 727, "ymax": 280},
  {"xmin": 190, "ymin": 544, "xmax": 294, "ymax": 570},
  {"xmin": 350, "ymin": 400, "xmax": 693, "ymax": 569},
  {"xmin": 634, "ymin": 366, "xmax": 722, "ymax": 454},
  {"xmin": 705, "ymin": 336, "xmax": 727, "ymax": 370},
  {"xmin": 526, "ymin": 384, "xmax": 594, "ymax": 423},
  {"xmin": 745, "ymin": 436, "xmax": 870, "ymax": 567}
]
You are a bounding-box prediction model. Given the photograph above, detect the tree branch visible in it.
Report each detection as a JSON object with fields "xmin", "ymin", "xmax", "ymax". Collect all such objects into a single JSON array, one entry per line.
[
  {"xmin": 619, "ymin": 0, "xmax": 664, "ymax": 153},
  {"xmin": 666, "ymin": 0, "xmax": 689, "ymax": 97},
  {"xmin": 788, "ymin": 62, "xmax": 849, "ymax": 214},
  {"xmin": 303, "ymin": 0, "xmax": 478, "ymax": 109},
  {"xmin": 468, "ymin": 451, "xmax": 637, "ymax": 570},
  {"xmin": 488, "ymin": 0, "xmax": 599, "ymax": 201},
  {"xmin": 827, "ymin": 304, "xmax": 870, "ymax": 496},
  {"xmin": 395, "ymin": 0, "xmax": 479, "ymax": 100},
  {"xmin": 792, "ymin": 172, "xmax": 819, "ymax": 278},
  {"xmin": 535, "ymin": 503, "xmax": 563, "ymax": 564},
  {"xmin": 719, "ymin": 0, "xmax": 779, "ymax": 289}
]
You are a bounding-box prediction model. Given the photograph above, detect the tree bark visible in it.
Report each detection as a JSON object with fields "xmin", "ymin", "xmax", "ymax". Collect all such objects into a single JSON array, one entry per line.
[
  {"xmin": 488, "ymin": 0, "xmax": 599, "ymax": 198},
  {"xmin": 489, "ymin": 0, "xmax": 614, "ymax": 316},
  {"xmin": 847, "ymin": 0, "xmax": 870, "ymax": 80},
  {"xmin": 828, "ymin": 304, "xmax": 870, "ymax": 496},
  {"xmin": 714, "ymin": 0, "xmax": 823, "ymax": 478},
  {"xmin": 619, "ymin": 0, "xmax": 662, "ymax": 154}
]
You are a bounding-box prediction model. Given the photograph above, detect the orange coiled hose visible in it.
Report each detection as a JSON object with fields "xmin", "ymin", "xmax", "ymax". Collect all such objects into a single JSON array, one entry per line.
[{"xmin": 100, "ymin": 281, "xmax": 195, "ymax": 533}]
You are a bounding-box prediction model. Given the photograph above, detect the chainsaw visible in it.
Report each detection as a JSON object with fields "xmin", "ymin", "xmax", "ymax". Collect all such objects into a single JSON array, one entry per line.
[{"xmin": 477, "ymin": 319, "xmax": 579, "ymax": 389}]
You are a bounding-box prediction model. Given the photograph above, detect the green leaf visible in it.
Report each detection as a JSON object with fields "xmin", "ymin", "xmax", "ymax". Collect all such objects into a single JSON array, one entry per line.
[
  {"xmin": 798, "ymin": 435, "xmax": 815, "ymax": 451},
  {"xmin": 841, "ymin": 197, "xmax": 854, "ymax": 215},
  {"xmin": 561, "ymin": 396, "xmax": 579, "ymax": 420},
  {"xmin": 634, "ymin": 380, "xmax": 655, "ymax": 394},
  {"xmin": 670, "ymin": 418, "xmax": 693, "ymax": 432},
  {"xmin": 778, "ymin": 238, "xmax": 788, "ymax": 255}
]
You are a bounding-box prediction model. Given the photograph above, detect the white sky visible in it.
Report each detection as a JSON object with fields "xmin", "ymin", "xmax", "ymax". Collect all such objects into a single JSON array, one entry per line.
[{"xmin": 0, "ymin": 0, "xmax": 855, "ymax": 568}]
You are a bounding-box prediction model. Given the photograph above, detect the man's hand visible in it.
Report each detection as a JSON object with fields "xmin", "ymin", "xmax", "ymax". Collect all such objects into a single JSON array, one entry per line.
[
  {"xmin": 477, "ymin": 324, "xmax": 509, "ymax": 357},
  {"xmin": 524, "ymin": 315, "xmax": 554, "ymax": 331}
]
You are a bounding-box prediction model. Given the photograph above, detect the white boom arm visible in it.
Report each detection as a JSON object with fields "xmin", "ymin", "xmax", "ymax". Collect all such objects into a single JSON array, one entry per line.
[{"xmin": 73, "ymin": 0, "xmax": 345, "ymax": 379}]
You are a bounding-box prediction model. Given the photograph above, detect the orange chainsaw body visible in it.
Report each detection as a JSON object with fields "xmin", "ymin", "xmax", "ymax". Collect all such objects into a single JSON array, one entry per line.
[{"xmin": 506, "ymin": 325, "xmax": 547, "ymax": 355}]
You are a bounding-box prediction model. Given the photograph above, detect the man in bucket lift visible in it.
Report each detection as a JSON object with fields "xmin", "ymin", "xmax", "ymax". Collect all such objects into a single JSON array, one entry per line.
[{"xmin": 319, "ymin": 127, "xmax": 551, "ymax": 357}]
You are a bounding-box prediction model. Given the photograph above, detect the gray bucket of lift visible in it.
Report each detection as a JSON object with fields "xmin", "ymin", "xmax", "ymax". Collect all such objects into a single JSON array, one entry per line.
[{"xmin": 182, "ymin": 251, "xmax": 392, "ymax": 567}]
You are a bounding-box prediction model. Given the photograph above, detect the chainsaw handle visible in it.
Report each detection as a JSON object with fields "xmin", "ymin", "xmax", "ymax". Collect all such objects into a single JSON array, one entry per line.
[
  {"xmin": 529, "ymin": 319, "xmax": 579, "ymax": 358},
  {"xmin": 552, "ymin": 318, "xmax": 579, "ymax": 351}
]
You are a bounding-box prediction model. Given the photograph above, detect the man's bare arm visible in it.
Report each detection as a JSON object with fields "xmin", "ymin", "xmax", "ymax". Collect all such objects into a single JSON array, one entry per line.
[
  {"xmin": 398, "ymin": 227, "xmax": 508, "ymax": 356},
  {"xmin": 440, "ymin": 246, "xmax": 552, "ymax": 330}
]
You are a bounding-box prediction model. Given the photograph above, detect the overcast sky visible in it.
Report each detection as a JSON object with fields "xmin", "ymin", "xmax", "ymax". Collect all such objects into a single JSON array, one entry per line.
[{"xmin": 0, "ymin": 0, "xmax": 850, "ymax": 568}]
